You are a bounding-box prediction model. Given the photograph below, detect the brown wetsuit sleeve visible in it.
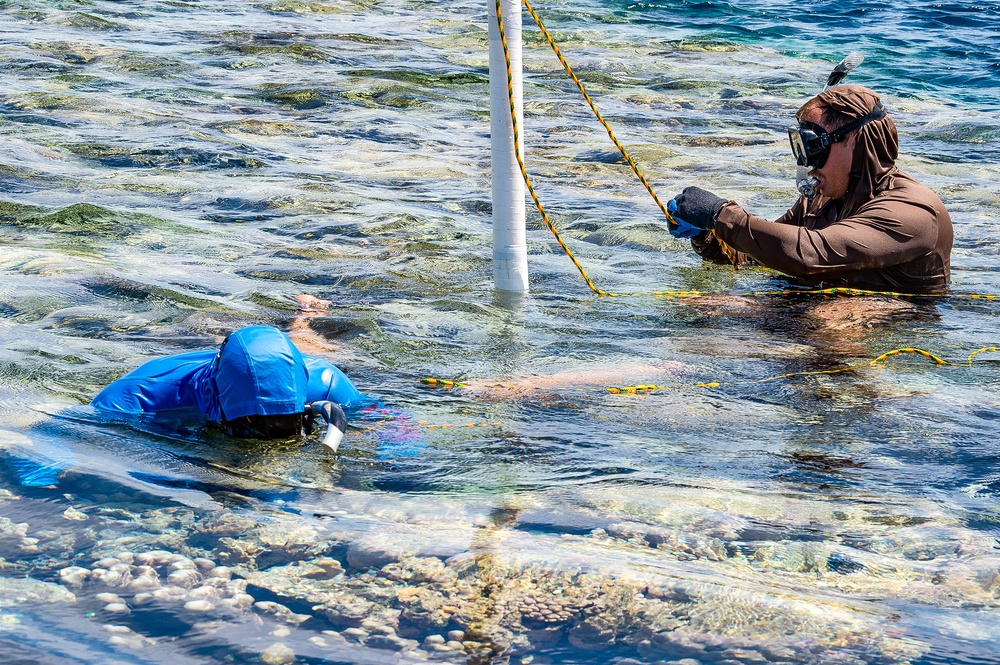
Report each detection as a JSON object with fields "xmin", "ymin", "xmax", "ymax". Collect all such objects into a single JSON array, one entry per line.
[
  {"xmin": 688, "ymin": 200, "xmax": 804, "ymax": 266},
  {"xmin": 690, "ymin": 230, "xmax": 751, "ymax": 265},
  {"xmin": 710, "ymin": 195, "xmax": 941, "ymax": 280}
]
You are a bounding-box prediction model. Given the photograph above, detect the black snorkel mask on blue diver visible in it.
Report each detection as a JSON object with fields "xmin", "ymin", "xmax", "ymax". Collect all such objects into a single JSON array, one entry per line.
[{"xmin": 219, "ymin": 401, "xmax": 348, "ymax": 452}]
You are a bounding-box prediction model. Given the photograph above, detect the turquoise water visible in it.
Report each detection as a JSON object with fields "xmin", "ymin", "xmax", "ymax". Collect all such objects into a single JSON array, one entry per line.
[{"xmin": 1, "ymin": 0, "xmax": 999, "ymax": 663}]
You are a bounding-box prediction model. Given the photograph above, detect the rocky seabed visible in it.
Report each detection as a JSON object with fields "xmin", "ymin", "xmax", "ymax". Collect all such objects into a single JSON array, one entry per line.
[{"xmin": 2, "ymin": 484, "xmax": 998, "ymax": 664}]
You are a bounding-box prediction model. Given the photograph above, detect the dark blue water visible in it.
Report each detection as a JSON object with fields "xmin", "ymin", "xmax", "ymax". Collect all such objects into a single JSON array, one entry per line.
[{"xmin": 619, "ymin": 0, "xmax": 1000, "ymax": 111}]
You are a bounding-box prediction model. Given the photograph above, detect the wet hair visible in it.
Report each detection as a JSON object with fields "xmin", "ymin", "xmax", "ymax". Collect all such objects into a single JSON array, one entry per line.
[{"xmin": 221, "ymin": 413, "xmax": 309, "ymax": 439}]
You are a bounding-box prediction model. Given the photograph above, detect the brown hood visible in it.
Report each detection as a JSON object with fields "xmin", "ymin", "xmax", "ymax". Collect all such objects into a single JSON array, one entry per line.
[{"xmin": 802, "ymin": 85, "xmax": 899, "ymax": 218}]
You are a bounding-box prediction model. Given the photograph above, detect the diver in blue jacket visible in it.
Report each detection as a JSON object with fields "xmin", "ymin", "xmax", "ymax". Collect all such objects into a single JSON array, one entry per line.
[
  {"xmin": 91, "ymin": 325, "xmax": 359, "ymax": 451},
  {"xmin": 6, "ymin": 325, "xmax": 421, "ymax": 489}
]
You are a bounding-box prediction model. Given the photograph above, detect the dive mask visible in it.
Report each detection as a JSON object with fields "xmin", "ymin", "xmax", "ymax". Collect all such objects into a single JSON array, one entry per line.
[{"xmin": 788, "ymin": 102, "xmax": 887, "ymax": 169}]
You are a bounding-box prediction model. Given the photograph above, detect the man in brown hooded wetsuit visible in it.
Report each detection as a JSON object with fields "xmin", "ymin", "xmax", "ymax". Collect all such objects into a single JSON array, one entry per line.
[{"xmin": 667, "ymin": 85, "xmax": 953, "ymax": 295}]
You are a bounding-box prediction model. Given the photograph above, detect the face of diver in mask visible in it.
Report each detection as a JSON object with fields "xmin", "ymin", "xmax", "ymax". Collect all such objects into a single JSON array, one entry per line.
[
  {"xmin": 793, "ymin": 110, "xmax": 855, "ymax": 200},
  {"xmin": 789, "ymin": 120, "xmax": 838, "ymax": 170},
  {"xmin": 220, "ymin": 401, "xmax": 347, "ymax": 452},
  {"xmin": 789, "ymin": 102, "xmax": 886, "ymax": 198},
  {"xmin": 788, "ymin": 102, "xmax": 886, "ymax": 169}
]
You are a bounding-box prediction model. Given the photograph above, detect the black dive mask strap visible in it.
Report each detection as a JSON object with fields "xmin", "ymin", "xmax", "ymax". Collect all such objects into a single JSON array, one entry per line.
[
  {"xmin": 211, "ymin": 332, "xmax": 233, "ymax": 423},
  {"xmin": 791, "ymin": 102, "xmax": 887, "ymax": 169},
  {"xmin": 827, "ymin": 102, "xmax": 887, "ymax": 143}
]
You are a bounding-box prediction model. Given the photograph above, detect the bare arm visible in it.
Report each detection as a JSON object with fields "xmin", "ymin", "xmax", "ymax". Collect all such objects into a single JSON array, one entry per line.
[{"xmin": 289, "ymin": 295, "xmax": 341, "ymax": 356}]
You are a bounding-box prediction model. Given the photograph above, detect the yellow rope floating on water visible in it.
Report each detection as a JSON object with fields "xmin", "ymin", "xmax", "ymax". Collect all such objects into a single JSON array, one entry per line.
[
  {"xmin": 743, "ymin": 286, "xmax": 1000, "ymax": 300},
  {"xmin": 421, "ymin": 346, "xmax": 1000, "ymax": 396},
  {"xmin": 497, "ymin": 0, "xmax": 998, "ymax": 302},
  {"xmin": 608, "ymin": 346, "xmax": 1000, "ymax": 393},
  {"xmin": 417, "ymin": 421, "xmax": 504, "ymax": 430},
  {"xmin": 421, "ymin": 378, "xmax": 468, "ymax": 388}
]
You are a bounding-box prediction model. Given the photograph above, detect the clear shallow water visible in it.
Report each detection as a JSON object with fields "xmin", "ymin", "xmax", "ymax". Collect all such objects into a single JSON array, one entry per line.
[{"xmin": 0, "ymin": 0, "xmax": 999, "ymax": 663}]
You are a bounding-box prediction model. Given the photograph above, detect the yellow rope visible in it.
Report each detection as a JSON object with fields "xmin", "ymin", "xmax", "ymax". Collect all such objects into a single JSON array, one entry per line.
[
  {"xmin": 497, "ymin": 1, "xmax": 997, "ymax": 302},
  {"xmin": 421, "ymin": 378, "xmax": 468, "ymax": 388},
  {"xmin": 496, "ymin": 0, "xmax": 608, "ymax": 295},
  {"xmin": 498, "ymin": 0, "xmax": 746, "ymax": 297},
  {"xmin": 521, "ymin": 0, "xmax": 675, "ymax": 227},
  {"xmin": 519, "ymin": 0, "xmax": 741, "ymax": 266},
  {"xmin": 608, "ymin": 346, "xmax": 1000, "ymax": 394},
  {"xmin": 421, "ymin": 346, "xmax": 1000, "ymax": 396},
  {"xmin": 967, "ymin": 346, "xmax": 1000, "ymax": 362},
  {"xmin": 742, "ymin": 286, "xmax": 996, "ymax": 300}
]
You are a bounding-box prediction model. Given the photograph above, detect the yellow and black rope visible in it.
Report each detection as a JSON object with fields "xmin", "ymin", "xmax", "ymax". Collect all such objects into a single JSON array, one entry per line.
[
  {"xmin": 421, "ymin": 378, "xmax": 468, "ymax": 388},
  {"xmin": 422, "ymin": 346, "xmax": 1000, "ymax": 396},
  {"xmin": 520, "ymin": 0, "xmax": 739, "ymax": 267},
  {"xmin": 496, "ymin": 0, "xmax": 607, "ymax": 295},
  {"xmin": 522, "ymin": 0, "xmax": 673, "ymax": 226},
  {"xmin": 607, "ymin": 346, "xmax": 1000, "ymax": 394}
]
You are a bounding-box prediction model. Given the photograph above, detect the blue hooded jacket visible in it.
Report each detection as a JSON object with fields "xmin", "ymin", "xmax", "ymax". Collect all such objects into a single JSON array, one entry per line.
[
  {"xmin": 7, "ymin": 327, "xmax": 422, "ymax": 488},
  {"xmin": 91, "ymin": 326, "xmax": 361, "ymax": 421}
]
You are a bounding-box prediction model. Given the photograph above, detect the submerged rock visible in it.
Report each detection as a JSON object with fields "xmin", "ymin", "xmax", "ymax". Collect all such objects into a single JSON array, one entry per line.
[
  {"xmin": 260, "ymin": 0, "xmax": 344, "ymax": 14},
  {"xmin": 256, "ymin": 87, "xmax": 326, "ymax": 109},
  {"xmin": 0, "ymin": 577, "xmax": 76, "ymax": 607},
  {"xmin": 343, "ymin": 526, "xmax": 469, "ymax": 571},
  {"xmin": 0, "ymin": 518, "xmax": 29, "ymax": 540},
  {"xmin": 28, "ymin": 41, "xmax": 120, "ymax": 64},
  {"xmin": 260, "ymin": 642, "xmax": 295, "ymax": 665},
  {"xmin": 58, "ymin": 567, "xmax": 91, "ymax": 587},
  {"xmin": 242, "ymin": 561, "xmax": 399, "ymax": 628},
  {"xmin": 60, "ymin": 12, "xmax": 127, "ymax": 31},
  {"xmin": 184, "ymin": 599, "xmax": 215, "ymax": 612},
  {"xmin": 65, "ymin": 144, "xmax": 264, "ymax": 170},
  {"xmin": 2, "ymin": 203, "xmax": 180, "ymax": 241}
]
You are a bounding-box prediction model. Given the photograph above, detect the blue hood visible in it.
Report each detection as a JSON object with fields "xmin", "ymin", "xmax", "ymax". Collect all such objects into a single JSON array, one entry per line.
[
  {"xmin": 91, "ymin": 325, "xmax": 360, "ymax": 423},
  {"xmin": 211, "ymin": 325, "xmax": 309, "ymax": 421}
]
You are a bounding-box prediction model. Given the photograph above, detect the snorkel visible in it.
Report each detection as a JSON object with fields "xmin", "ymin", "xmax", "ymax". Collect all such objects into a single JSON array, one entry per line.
[
  {"xmin": 308, "ymin": 401, "xmax": 348, "ymax": 452},
  {"xmin": 795, "ymin": 52, "xmax": 864, "ymax": 199}
]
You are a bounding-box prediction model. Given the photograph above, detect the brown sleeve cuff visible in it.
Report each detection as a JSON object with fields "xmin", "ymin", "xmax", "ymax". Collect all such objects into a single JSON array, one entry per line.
[{"xmin": 691, "ymin": 227, "xmax": 751, "ymax": 267}]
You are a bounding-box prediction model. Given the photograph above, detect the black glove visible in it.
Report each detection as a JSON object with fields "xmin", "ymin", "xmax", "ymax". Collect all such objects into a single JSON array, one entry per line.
[{"xmin": 667, "ymin": 186, "xmax": 725, "ymax": 238}]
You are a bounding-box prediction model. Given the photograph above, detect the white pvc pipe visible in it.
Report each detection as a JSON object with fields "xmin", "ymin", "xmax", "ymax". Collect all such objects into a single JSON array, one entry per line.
[{"xmin": 488, "ymin": 0, "xmax": 529, "ymax": 292}]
